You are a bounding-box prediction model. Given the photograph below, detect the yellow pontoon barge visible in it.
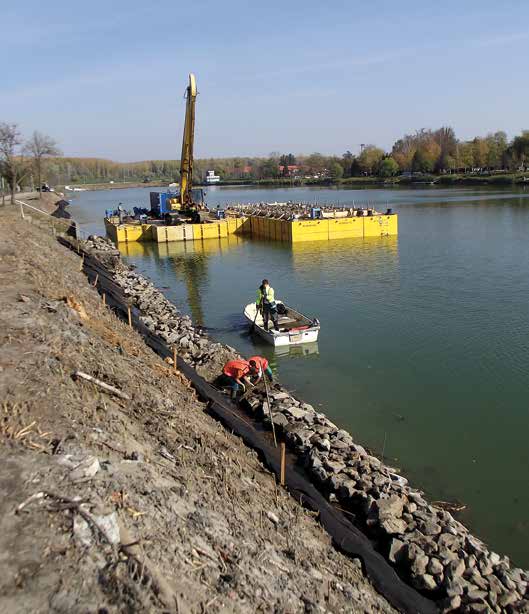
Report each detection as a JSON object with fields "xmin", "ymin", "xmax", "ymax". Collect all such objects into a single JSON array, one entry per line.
[{"xmin": 104, "ymin": 208, "xmax": 397, "ymax": 244}]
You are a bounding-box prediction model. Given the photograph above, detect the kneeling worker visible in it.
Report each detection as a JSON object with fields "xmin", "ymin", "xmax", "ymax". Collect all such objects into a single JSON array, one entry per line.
[
  {"xmin": 248, "ymin": 356, "xmax": 273, "ymax": 385},
  {"xmin": 222, "ymin": 359, "xmax": 255, "ymax": 399}
]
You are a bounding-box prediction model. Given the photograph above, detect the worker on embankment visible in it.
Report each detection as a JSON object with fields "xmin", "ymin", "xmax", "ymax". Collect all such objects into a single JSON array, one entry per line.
[
  {"xmin": 222, "ymin": 359, "xmax": 255, "ymax": 399},
  {"xmin": 248, "ymin": 356, "xmax": 274, "ymax": 385},
  {"xmin": 257, "ymin": 279, "xmax": 279, "ymax": 331}
]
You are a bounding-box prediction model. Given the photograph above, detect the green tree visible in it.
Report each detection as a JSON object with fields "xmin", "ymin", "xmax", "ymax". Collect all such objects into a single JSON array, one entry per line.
[
  {"xmin": 411, "ymin": 148, "xmax": 433, "ymax": 173},
  {"xmin": 378, "ymin": 157, "xmax": 399, "ymax": 177},
  {"xmin": 329, "ymin": 161, "xmax": 344, "ymax": 179},
  {"xmin": 261, "ymin": 158, "xmax": 279, "ymax": 178},
  {"xmin": 349, "ymin": 157, "xmax": 362, "ymax": 177},
  {"xmin": 458, "ymin": 142, "xmax": 475, "ymax": 171},
  {"xmin": 485, "ymin": 131, "xmax": 508, "ymax": 169},
  {"xmin": 342, "ymin": 150, "xmax": 354, "ymax": 177},
  {"xmin": 472, "ymin": 138, "xmax": 489, "ymax": 168},
  {"xmin": 511, "ymin": 130, "xmax": 529, "ymax": 167},
  {"xmin": 358, "ymin": 146, "xmax": 385, "ymax": 175},
  {"xmin": 305, "ymin": 152, "xmax": 326, "ymax": 176}
]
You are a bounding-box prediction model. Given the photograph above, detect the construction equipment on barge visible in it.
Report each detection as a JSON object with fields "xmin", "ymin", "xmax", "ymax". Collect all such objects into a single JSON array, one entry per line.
[{"xmin": 104, "ymin": 73, "xmax": 398, "ymax": 244}]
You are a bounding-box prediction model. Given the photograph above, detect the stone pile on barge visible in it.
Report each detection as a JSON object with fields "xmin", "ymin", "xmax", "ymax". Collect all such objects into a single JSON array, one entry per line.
[{"xmin": 83, "ymin": 234, "xmax": 528, "ymax": 614}]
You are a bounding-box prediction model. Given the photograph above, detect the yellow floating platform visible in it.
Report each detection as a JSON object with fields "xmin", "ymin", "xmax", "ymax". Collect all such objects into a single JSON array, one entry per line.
[
  {"xmin": 104, "ymin": 213, "xmax": 397, "ymax": 244},
  {"xmin": 249, "ymin": 214, "xmax": 397, "ymax": 242}
]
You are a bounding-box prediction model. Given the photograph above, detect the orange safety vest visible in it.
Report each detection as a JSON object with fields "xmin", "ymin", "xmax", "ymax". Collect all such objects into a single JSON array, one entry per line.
[
  {"xmin": 248, "ymin": 356, "xmax": 269, "ymax": 371},
  {"xmin": 223, "ymin": 359, "xmax": 250, "ymax": 379}
]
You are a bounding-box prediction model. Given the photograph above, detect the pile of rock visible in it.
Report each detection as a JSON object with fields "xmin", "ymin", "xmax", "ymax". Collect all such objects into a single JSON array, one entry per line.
[
  {"xmin": 84, "ymin": 235, "xmax": 118, "ymax": 253},
  {"xmin": 83, "ymin": 235, "xmax": 528, "ymax": 613},
  {"xmin": 249, "ymin": 387, "xmax": 529, "ymax": 613}
]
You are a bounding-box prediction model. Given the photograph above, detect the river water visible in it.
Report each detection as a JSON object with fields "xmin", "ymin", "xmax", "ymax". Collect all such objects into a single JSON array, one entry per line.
[{"xmin": 71, "ymin": 184, "xmax": 529, "ymax": 566}]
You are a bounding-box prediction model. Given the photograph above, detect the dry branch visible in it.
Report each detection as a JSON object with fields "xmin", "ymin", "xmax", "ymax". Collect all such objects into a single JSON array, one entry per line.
[{"xmin": 73, "ymin": 371, "xmax": 130, "ymax": 400}]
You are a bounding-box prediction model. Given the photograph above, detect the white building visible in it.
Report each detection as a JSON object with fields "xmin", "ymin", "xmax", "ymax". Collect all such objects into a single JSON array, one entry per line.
[{"xmin": 206, "ymin": 170, "xmax": 220, "ymax": 184}]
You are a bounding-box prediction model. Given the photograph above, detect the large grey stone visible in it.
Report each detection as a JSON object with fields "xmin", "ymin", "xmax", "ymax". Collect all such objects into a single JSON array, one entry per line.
[
  {"xmin": 271, "ymin": 413, "xmax": 289, "ymax": 428},
  {"xmin": 330, "ymin": 438, "xmax": 351, "ymax": 451},
  {"xmin": 465, "ymin": 586, "xmax": 488, "ymax": 602},
  {"xmin": 337, "ymin": 480, "xmax": 358, "ymax": 500},
  {"xmin": 376, "ymin": 496, "xmax": 404, "ymax": 520},
  {"xmin": 328, "ymin": 473, "xmax": 347, "ymax": 492},
  {"xmin": 380, "ymin": 517, "xmax": 408, "ymax": 535},
  {"xmin": 413, "ymin": 573, "xmax": 437, "ymax": 591},
  {"xmin": 284, "ymin": 425, "xmax": 314, "ymax": 449},
  {"xmin": 428, "ymin": 557, "xmax": 444, "ymax": 576},
  {"xmin": 497, "ymin": 591, "xmax": 519, "ymax": 608},
  {"xmin": 323, "ymin": 458, "xmax": 346, "ymax": 474},
  {"xmin": 418, "ymin": 520, "xmax": 442, "ymax": 536},
  {"xmin": 446, "ymin": 557, "xmax": 466, "ymax": 579},
  {"xmin": 411, "ymin": 553, "xmax": 429, "ymax": 576},
  {"xmin": 284, "ymin": 406, "xmax": 309, "ymax": 420},
  {"xmin": 388, "ymin": 538, "xmax": 407, "ymax": 564},
  {"xmin": 496, "ymin": 568, "xmax": 517, "ymax": 592},
  {"xmin": 315, "ymin": 438, "xmax": 331, "ymax": 452},
  {"xmin": 445, "ymin": 577, "xmax": 467, "ymax": 597},
  {"xmin": 438, "ymin": 532, "xmax": 462, "ymax": 551}
]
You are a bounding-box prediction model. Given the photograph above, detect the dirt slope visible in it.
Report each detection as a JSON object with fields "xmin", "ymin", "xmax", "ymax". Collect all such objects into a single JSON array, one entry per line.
[{"xmin": 0, "ymin": 206, "xmax": 395, "ymax": 613}]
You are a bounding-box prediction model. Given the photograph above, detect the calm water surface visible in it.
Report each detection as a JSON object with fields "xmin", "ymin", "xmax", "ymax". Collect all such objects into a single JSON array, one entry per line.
[{"xmin": 71, "ymin": 185, "xmax": 529, "ymax": 566}]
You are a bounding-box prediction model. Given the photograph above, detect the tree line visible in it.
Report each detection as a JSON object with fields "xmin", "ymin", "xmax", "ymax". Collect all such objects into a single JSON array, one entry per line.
[
  {"xmin": 2, "ymin": 122, "xmax": 529, "ymax": 198},
  {"xmin": 0, "ymin": 123, "xmax": 61, "ymax": 204}
]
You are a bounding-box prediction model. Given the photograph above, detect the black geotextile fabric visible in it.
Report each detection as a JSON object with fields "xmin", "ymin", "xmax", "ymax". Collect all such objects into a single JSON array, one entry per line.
[
  {"xmin": 182, "ymin": 373, "xmax": 438, "ymax": 614},
  {"xmin": 68, "ymin": 240, "xmax": 437, "ymax": 613}
]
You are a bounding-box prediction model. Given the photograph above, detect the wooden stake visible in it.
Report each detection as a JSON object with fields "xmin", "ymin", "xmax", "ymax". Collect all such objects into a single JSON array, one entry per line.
[
  {"xmin": 280, "ymin": 443, "xmax": 286, "ymax": 486},
  {"xmin": 173, "ymin": 347, "xmax": 177, "ymax": 373},
  {"xmin": 102, "ymin": 293, "xmax": 106, "ymax": 306},
  {"xmin": 127, "ymin": 305, "xmax": 132, "ymax": 327},
  {"xmin": 92, "ymin": 273, "xmax": 98, "ymax": 287},
  {"xmin": 79, "ymin": 255, "xmax": 84, "ymax": 271}
]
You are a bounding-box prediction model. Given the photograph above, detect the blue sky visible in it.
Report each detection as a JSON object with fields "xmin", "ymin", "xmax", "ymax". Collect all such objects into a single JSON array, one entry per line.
[{"xmin": 2, "ymin": 0, "xmax": 528, "ymax": 161}]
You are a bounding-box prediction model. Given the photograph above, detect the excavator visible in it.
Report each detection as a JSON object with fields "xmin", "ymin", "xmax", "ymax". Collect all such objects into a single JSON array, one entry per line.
[{"xmin": 150, "ymin": 73, "xmax": 207, "ymax": 223}]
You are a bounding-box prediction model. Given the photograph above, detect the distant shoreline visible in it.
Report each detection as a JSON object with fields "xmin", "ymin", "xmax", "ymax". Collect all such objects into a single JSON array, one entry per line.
[{"xmin": 59, "ymin": 173, "xmax": 529, "ymax": 193}]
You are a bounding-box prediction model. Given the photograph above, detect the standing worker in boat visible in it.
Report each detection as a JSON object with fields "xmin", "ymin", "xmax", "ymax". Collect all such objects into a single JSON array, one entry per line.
[{"xmin": 257, "ymin": 279, "xmax": 279, "ymax": 331}]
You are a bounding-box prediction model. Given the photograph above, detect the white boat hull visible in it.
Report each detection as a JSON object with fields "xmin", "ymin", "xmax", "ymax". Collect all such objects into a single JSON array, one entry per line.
[{"xmin": 244, "ymin": 301, "xmax": 320, "ymax": 347}]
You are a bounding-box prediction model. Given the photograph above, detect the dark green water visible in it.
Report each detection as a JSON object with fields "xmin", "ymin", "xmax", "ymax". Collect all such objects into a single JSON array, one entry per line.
[{"xmin": 71, "ymin": 185, "xmax": 529, "ymax": 566}]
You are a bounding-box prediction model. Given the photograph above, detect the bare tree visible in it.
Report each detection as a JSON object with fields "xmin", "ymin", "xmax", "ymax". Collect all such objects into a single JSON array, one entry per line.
[
  {"xmin": 0, "ymin": 122, "xmax": 30, "ymax": 205},
  {"xmin": 25, "ymin": 131, "xmax": 62, "ymax": 198}
]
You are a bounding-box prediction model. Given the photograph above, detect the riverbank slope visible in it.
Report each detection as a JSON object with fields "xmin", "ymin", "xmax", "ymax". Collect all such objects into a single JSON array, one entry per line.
[{"xmin": 0, "ymin": 205, "xmax": 395, "ymax": 612}]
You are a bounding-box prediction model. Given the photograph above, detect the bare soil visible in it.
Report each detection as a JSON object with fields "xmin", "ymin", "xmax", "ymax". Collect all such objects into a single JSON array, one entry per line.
[{"xmin": 0, "ymin": 205, "xmax": 395, "ymax": 613}]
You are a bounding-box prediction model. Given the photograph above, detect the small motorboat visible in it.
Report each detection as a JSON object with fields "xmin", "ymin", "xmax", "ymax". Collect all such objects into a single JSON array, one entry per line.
[{"xmin": 244, "ymin": 300, "xmax": 320, "ymax": 347}]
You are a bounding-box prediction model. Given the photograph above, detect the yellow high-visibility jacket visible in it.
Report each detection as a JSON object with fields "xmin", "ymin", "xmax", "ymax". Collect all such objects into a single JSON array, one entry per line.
[{"xmin": 256, "ymin": 285, "xmax": 275, "ymax": 307}]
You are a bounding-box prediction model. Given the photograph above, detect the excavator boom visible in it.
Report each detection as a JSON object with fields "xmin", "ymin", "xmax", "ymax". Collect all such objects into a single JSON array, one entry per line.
[{"xmin": 179, "ymin": 73, "xmax": 197, "ymax": 207}]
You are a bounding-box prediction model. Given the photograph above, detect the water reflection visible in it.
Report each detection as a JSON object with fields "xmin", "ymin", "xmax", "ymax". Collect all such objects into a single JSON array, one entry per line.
[
  {"xmin": 274, "ymin": 341, "xmax": 319, "ymax": 358},
  {"xmin": 291, "ymin": 236, "xmax": 399, "ymax": 277},
  {"xmin": 119, "ymin": 238, "xmax": 245, "ymax": 325}
]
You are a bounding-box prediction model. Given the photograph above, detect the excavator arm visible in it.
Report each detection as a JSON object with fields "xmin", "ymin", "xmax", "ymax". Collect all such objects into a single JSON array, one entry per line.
[{"xmin": 178, "ymin": 73, "xmax": 197, "ymax": 208}]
